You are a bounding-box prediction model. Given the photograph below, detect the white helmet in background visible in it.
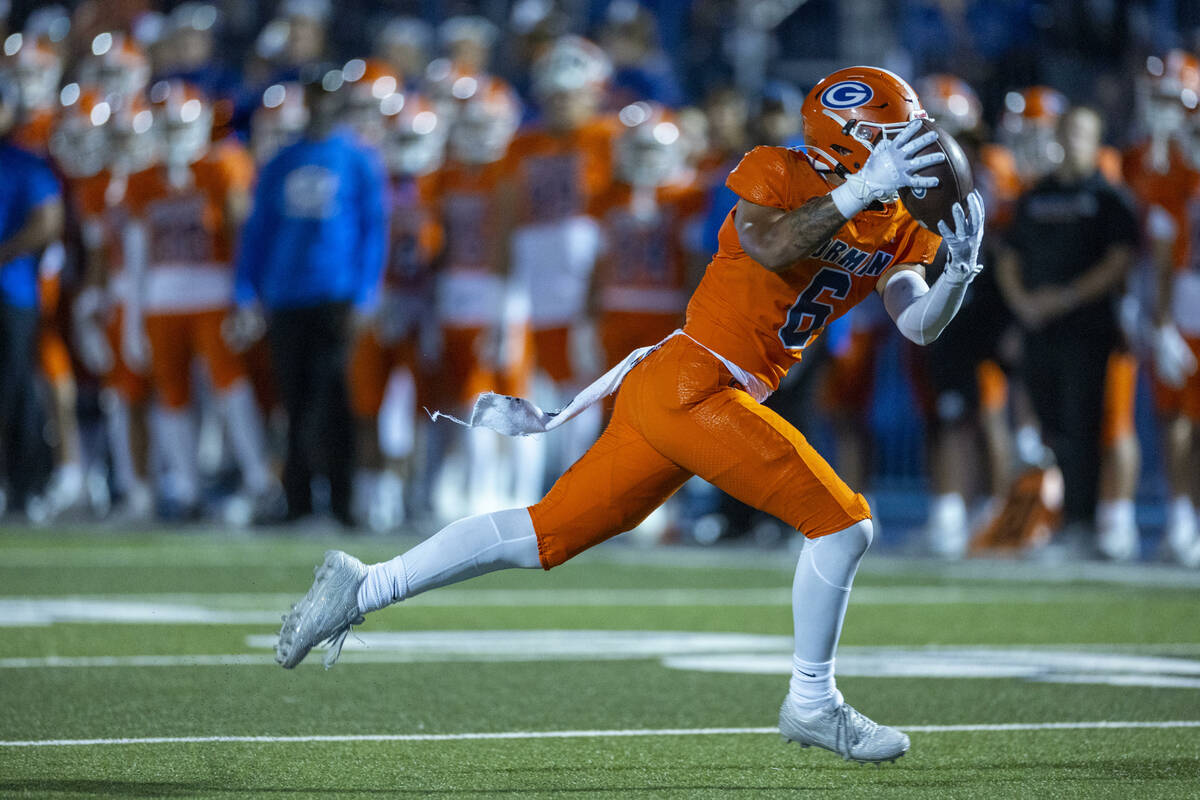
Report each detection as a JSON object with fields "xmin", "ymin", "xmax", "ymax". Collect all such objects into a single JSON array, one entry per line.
[
  {"xmin": 251, "ymin": 82, "xmax": 308, "ymax": 164},
  {"xmin": 615, "ymin": 101, "xmax": 685, "ymax": 187},
  {"xmin": 50, "ymin": 83, "xmax": 112, "ymax": 178},
  {"xmin": 381, "ymin": 90, "xmax": 446, "ymax": 176},
  {"xmin": 449, "ymin": 76, "xmax": 520, "ymax": 165},
  {"xmin": 78, "ymin": 32, "xmax": 150, "ymax": 101},
  {"xmin": 531, "ymin": 35, "xmax": 611, "ymax": 99},
  {"xmin": 1, "ymin": 32, "xmax": 62, "ymax": 111},
  {"xmin": 108, "ymin": 93, "xmax": 160, "ymax": 174},
  {"xmin": 150, "ymin": 80, "xmax": 213, "ymax": 166}
]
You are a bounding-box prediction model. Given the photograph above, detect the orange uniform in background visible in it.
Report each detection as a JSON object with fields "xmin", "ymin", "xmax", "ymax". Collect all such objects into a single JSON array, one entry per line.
[
  {"xmin": 123, "ymin": 140, "xmax": 254, "ymax": 409},
  {"xmin": 1123, "ymin": 139, "xmax": 1200, "ymax": 423},
  {"xmin": 348, "ymin": 173, "xmax": 443, "ymax": 419},
  {"xmin": 68, "ymin": 170, "xmax": 151, "ymax": 402},
  {"xmin": 433, "ymin": 160, "xmax": 508, "ymax": 411},
  {"xmin": 12, "ymin": 109, "xmax": 54, "ymax": 155},
  {"xmin": 503, "ymin": 117, "xmax": 619, "ymax": 384},
  {"xmin": 590, "ymin": 181, "xmax": 706, "ymax": 369},
  {"xmin": 530, "ymin": 146, "xmax": 941, "ymax": 568}
]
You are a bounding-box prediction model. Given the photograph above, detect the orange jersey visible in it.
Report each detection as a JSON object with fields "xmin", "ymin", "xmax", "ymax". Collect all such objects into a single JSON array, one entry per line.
[
  {"xmin": 978, "ymin": 143, "xmax": 1022, "ymax": 230},
  {"xmin": 383, "ymin": 173, "xmax": 443, "ymax": 292},
  {"xmin": 12, "ymin": 109, "xmax": 54, "ymax": 155},
  {"xmin": 435, "ymin": 160, "xmax": 505, "ymax": 273},
  {"xmin": 591, "ymin": 182, "xmax": 707, "ymax": 313},
  {"xmin": 124, "ymin": 141, "xmax": 254, "ymax": 267},
  {"xmin": 503, "ymin": 117, "xmax": 619, "ymax": 224},
  {"xmin": 1123, "ymin": 139, "xmax": 1200, "ymax": 270},
  {"xmin": 684, "ymin": 146, "xmax": 941, "ymax": 392}
]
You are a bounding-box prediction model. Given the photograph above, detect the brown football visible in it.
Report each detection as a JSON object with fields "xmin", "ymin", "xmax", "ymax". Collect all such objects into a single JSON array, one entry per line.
[{"xmin": 898, "ymin": 118, "xmax": 973, "ymax": 232}]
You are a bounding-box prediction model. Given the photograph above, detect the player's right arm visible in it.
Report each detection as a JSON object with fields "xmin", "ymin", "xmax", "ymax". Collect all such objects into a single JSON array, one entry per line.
[{"xmin": 734, "ymin": 119, "xmax": 944, "ymax": 273}]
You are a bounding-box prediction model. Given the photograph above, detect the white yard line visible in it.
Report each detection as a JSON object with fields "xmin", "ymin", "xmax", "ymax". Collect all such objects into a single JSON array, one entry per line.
[{"xmin": 3, "ymin": 720, "xmax": 1198, "ymax": 748}]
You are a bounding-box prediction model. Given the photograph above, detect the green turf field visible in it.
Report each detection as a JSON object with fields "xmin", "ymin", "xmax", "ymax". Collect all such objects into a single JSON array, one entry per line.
[{"xmin": 2, "ymin": 528, "xmax": 1200, "ymax": 798}]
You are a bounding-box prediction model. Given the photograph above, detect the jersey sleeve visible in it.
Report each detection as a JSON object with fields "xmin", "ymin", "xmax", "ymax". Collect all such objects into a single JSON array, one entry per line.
[
  {"xmin": 218, "ymin": 143, "xmax": 256, "ymax": 194},
  {"xmin": 725, "ymin": 146, "xmax": 795, "ymax": 210},
  {"xmin": 891, "ymin": 218, "xmax": 942, "ymax": 267}
]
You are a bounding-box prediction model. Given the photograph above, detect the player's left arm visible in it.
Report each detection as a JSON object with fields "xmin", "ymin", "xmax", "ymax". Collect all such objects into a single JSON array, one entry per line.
[{"xmin": 878, "ymin": 190, "xmax": 984, "ymax": 346}]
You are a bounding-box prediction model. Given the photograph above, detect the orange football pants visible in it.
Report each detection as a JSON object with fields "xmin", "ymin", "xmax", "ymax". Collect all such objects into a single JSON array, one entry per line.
[
  {"xmin": 1102, "ymin": 352, "xmax": 1138, "ymax": 446},
  {"xmin": 145, "ymin": 309, "xmax": 247, "ymax": 409},
  {"xmin": 533, "ymin": 326, "xmax": 574, "ymax": 384},
  {"xmin": 348, "ymin": 331, "xmax": 421, "ymax": 419},
  {"xmin": 1152, "ymin": 336, "xmax": 1200, "ymax": 422},
  {"xmin": 105, "ymin": 308, "xmax": 151, "ymax": 404},
  {"xmin": 529, "ymin": 336, "xmax": 871, "ymax": 568},
  {"xmin": 440, "ymin": 325, "xmax": 496, "ymax": 410}
]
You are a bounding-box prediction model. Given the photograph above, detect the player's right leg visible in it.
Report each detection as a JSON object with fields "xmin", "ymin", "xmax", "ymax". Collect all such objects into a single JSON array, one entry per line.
[{"xmin": 276, "ymin": 386, "xmax": 691, "ymax": 669}]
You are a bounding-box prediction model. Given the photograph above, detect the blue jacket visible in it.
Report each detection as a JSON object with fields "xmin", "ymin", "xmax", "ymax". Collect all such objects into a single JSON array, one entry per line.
[
  {"xmin": 235, "ymin": 129, "xmax": 388, "ymax": 311},
  {"xmin": 0, "ymin": 143, "xmax": 61, "ymax": 309}
]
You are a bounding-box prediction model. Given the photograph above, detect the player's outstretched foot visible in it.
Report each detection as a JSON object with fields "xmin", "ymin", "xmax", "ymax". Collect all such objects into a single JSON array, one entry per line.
[
  {"xmin": 778, "ymin": 695, "xmax": 910, "ymax": 764},
  {"xmin": 276, "ymin": 550, "xmax": 367, "ymax": 670}
]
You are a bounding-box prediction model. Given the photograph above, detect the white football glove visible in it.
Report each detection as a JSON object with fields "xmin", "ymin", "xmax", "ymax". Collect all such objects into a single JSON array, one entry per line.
[
  {"xmin": 937, "ymin": 190, "xmax": 985, "ymax": 285},
  {"xmin": 831, "ymin": 118, "xmax": 945, "ymax": 217},
  {"xmin": 221, "ymin": 305, "xmax": 266, "ymax": 354},
  {"xmin": 71, "ymin": 286, "xmax": 113, "ymax": 375},
  {"xmin": 121, "ymin": 312, "xmax": 150, "ymax": 374},
  {"xmin": 1153, "ymin": 323, "xmax": 1198, "ymax": 389}
]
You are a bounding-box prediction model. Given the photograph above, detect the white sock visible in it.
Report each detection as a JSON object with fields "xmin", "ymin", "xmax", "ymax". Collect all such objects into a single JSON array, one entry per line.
[
  {"xmin": 101, "ymin": 390, "xmax": 137, "ymax": 495},
  {"xmin": 788, "ymin": 519, "xmax": 873, "ymax": 712},
  {"xmin": 356, "ymin": 507, "xmax": 542, "ymax": 613},
  {"xmin": 1168, "ymin": 496, "xmax": 1196, "ymax": 529},
  {"xmin": 1097, "ymin": 499, "xmax": 1136, "ymax": 534},
  {"xmin": 218, "ymin": 380, "xmax": 272, "ymax": 494},
  {"xmin": 157, "ymin": 407, "xmax": 199, "ymax": 505}
]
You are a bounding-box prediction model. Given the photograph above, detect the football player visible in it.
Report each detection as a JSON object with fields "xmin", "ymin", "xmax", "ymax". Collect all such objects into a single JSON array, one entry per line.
[
  {"xmin": 348, "ymin": 89, "xmax": 444, "ymax": 530},
  {"xmin": 278, "ymin": 66, "xmax": 985, "ymax": 766},
  {"xmin": 374, "ymin": 17, "xmax": 432, "ymax": 89},
  {"xmin": 0, "ymin": 31, "xmax": 60, "ymax": 152},
  {"xmin": 1129, "ymin": 51, "xmax": 1200, "ymax": 564},
  {"xmin": 503, "ymin": 35, "xmax": 618, "ymax": 478},
  {"xmin": 430, "ymin": 76, "xmax": 522, "ymax": 514},
  {"xmin": 77, "ymin": 32, "xmax": 151, "ymax": 103},
  {"xmin": 913, "ymin": 74, "xmax": 1020, "ymax": 557},
  {"xmin": 249, "ymin": 82, "xmax": 308, "ymax": 166},
  {"xmin": 121, "ymin": 81, "xmax": 273, "ymax": 518},
  {"xmin": 592, "ymin": 102, "xmax": 706, "ymax": 375},
  {"xmin": 339, "ymin": 58, "xmax": 400, "ymax": 150},
  {"xmin": 63, "ymin": 86, "xmax": 158, "ymax": 521},
  {"xmin": 1002, "ymin": 85, "xmax": 1142, "ymax": 559}
]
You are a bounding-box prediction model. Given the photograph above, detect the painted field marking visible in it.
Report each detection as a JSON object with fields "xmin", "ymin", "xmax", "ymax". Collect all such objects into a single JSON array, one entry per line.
[{"xmin": 3, "ymin": 720, "xmax": 1199, "ymax": 748}]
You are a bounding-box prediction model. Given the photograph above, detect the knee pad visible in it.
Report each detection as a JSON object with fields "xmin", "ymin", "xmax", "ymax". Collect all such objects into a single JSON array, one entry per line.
[{"xmin": 807, "ymin": 518, "xmax": 873, "ymax": 590}]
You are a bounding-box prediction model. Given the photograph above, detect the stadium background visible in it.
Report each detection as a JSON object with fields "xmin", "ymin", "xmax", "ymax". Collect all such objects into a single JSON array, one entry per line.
[{"xmin": 1, "ymin": 0, "xmax": 1199, "ymax": 548}]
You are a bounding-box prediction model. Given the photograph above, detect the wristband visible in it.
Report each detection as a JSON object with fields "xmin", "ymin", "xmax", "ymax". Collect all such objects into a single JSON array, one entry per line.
[{"xmin": 830, "ymin": 179, "xmax": 869, "ymax": 219}]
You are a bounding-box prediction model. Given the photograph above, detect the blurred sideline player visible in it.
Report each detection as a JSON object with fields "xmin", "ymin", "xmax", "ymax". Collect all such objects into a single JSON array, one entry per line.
[
  {"xmin": 591, "ymin": 101, "xmax": 705, "ymax": 387},
  {"xmin": 121, "ymin": 81, "xmax": 272, "ymax": 517},
  {"xmin": 2, "ymin": 30, "xmax": 86, "ymax": 515},
  {"xmin": 913, "ymin": 74, "xmax": 1020, "ymax": 556},
  {"xmin": 374, "ymin": 17, "xmax": 432, "ymax": 90},
  {"xmin": 348, "ymin": 88, "xmax": 444, "ymax": 529},
  {"xmin": 1125, "ymin": 51, "xmax": 1200, "ymax": 564},
  {"xmin": 279, "ymin": 66, "xmax": 988, "ymax": 766},
  {"xmin": 504, "ymin": 35, "xmax": 618, "ymax": 479},
  {"xmin": 430, "ymin": 76, "xmax": 523, "ymax": 514},
  {"xmin": 63, "ymin": 86, "xmax": 158, "ymax": 521},
  {"xmin": 1000, "ymin": 85, "xmax": 1142, "ymax": 557}
]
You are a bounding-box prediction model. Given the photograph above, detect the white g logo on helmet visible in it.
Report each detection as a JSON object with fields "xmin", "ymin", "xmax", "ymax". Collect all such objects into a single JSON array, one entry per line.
[{"xmin": 820, "ymin": 80, "xmax": 874, "ymax": 110}]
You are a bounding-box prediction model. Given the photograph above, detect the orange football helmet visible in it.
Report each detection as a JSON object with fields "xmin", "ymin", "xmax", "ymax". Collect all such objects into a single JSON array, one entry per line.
[
  {"xmin": 999, "ymin": 86, "xmax": 1067, "ymax": 183},
  {"xmin": 341, "ymin": 57, "xmax": 400, "ymax": 144},
  {"xmin": 801, "ymin": 66, "xmax": 926, "ymax": 178},
  {"xmin": 915, "ymin": 74, "xmax": 981, "ymax": 137}
]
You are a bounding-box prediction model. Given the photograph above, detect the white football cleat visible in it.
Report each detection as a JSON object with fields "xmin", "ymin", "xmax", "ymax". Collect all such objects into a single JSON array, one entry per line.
[
  {"xmin": 779, "ymin": 695, "xmax": 910, "ymax": 764},
  {"xmin": 1096, "ymin": 519, "xmax": 1139, "ymax": 562},
  {"xmin": 276, "ymin": 550, "xmax": 368, "ymax": 669}
]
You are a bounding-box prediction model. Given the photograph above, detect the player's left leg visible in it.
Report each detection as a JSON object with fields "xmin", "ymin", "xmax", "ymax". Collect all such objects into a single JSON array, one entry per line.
[
  {"xmin": 1096, "ymin": 352, "xmax": 1141, "ymax": 561},
  {"xmin": 145, "ymin": 312, "xmax": 201, "ymax": 513},
  {"xmin": 196, "ymin": 309, "xmax": 275, "ymax": 519}
]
